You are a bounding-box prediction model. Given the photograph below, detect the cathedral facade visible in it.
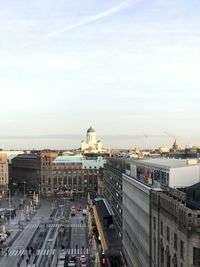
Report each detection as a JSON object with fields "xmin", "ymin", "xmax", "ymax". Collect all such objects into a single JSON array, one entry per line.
[{"xmin": 81, "ymin": 126, "xmax": 105, "ymax": 153}]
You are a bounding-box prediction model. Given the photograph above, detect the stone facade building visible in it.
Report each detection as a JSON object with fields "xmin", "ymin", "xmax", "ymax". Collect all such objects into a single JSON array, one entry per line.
[
  {"xmin": 151, "ymin": 186, "xmax": 200, "ymax": 267},
  {"xmin": 40, "ymin": 151, "xmax": 58, "ymax": 195},
  {"xmin": 51, "ymin": 155, "xmax": 105, "ymax": 196},
  {"xmin": 0, "ymin": 153, "xmax": 8, "ymax": 195}
]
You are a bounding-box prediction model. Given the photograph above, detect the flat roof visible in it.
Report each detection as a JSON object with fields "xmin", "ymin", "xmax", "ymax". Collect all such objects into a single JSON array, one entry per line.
[
  {"xmin": 135, "ymin": 158, "xmax": 198, "ymax": 169},
  {"xmin": 53, "ymin": 156, "xmax": 83, "ymax": 163}
]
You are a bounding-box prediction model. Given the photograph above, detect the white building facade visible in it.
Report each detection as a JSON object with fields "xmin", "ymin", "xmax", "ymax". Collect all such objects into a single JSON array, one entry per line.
[
  {"xmin": 130, "ymin": 158, "xmax": 200, "ymax": 188},
  {"xmin": 81, "ymin": 126, "xmax": 106, "ymax": 154}
]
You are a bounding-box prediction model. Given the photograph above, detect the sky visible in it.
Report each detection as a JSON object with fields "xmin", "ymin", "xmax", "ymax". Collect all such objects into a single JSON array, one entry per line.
[{"xmin": 0, "ymin": 0, "xmax": 200, "ymax": 149}]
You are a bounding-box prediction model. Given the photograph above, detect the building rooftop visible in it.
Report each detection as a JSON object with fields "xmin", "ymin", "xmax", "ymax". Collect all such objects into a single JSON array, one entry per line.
[
  {"xmin": 136, "ymin": 158, "xmax": 198, "ymax": 169},
  {"xmin": 53, "ymin": 155, "xmax": 83, "ymax": 164},
  {"xmin": 15, "ymin": 154, "xmax": 38, "ymax": 159}
]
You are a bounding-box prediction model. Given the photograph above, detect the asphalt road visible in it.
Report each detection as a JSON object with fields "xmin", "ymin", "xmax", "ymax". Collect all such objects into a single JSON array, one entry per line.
[{"xmin": 0, "ymin": 197, "xmax": 91, "ymax": 267}]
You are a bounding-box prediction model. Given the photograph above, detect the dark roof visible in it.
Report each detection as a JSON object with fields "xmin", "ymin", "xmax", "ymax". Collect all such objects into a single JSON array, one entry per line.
[
  {"xmin": 95, "ymin": 199, "xmax": 112, "ymax": 219},
  {"xmin": 14, "ymin": 154, "xmax": 38, "ymax": 159},
  {"xmin": 87, "ymin": 126, "xmax": 95, "ymax": 133},
  {"xmin": 94, "ymin": 198, "xmax": 121, "ymax": 256}
]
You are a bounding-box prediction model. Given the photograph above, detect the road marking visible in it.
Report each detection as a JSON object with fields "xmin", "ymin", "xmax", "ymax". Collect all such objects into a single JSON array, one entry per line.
[
  {"xmin": 67, "ymin": 248, "xmax": 89, "ymax": 255},
  {"xmin": 20, "ymin": 250, "xmax": 24, "ymax": 256},
  {"xmin": 6, "ymin": 249, "xmax": 25, "ymax": 257}
]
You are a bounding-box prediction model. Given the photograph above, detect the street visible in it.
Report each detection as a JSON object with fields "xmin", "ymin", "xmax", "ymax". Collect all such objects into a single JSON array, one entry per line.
[{"xmin": 0, "ymin": 197, "xmax": 92, "ymax": 267}]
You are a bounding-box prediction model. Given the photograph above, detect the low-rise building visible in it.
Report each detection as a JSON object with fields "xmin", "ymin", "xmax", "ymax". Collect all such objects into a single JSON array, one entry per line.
[{"xmin": 52, "ymin": 155, "xmax": 105, "ymax": 196}]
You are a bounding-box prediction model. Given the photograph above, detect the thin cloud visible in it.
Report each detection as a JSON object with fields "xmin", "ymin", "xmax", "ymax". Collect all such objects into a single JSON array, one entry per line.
[{"xmin": 42, "ymin": 0, "xmax": 140, "ymax": 40}]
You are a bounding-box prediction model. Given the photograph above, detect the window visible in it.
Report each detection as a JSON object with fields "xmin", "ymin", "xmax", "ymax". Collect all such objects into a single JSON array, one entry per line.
[
  {"xmin": 174, "ymin": 233, "xmax": 177, "ymax": 250},
  {"xmin": 180, "ymin": 240, "xmax": 184, "ymax": 259},
  {"xmin": 161, "ymin": 245, "xmax": 164, "ymax": 265},
  {"xmin": 153, "ymin": 216, "xmax": 156, "ymax": 230},
  {"xmin": 161, "ymin": 221, "xmax": 163, "ymax": 235},
  {"xmin": 193, "ymin": 247, "xmax": 200, "ymax": 266},
  {"xmin": 167, "ymin": 226, "xmax": 170, "ymax": 242}
]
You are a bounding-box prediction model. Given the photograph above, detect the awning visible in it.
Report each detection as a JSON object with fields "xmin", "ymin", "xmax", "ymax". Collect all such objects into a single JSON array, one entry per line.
[{"xmin": 93, "ymin": 205, "xmax": 108, "ymax": 253}]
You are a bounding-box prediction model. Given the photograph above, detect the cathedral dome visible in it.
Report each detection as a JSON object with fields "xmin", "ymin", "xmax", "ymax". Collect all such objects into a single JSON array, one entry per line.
[{"xmin": 87, "ymin": 126, "xmax": 95, "ymax": 133}]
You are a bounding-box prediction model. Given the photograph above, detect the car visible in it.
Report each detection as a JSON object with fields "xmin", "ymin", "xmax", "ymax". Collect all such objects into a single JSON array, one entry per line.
[
  {"xmin": 80, "ymin": 255, "xmax": 87, "ymax": 263},
  {"xmin": 68, "ymin": 255, "xmax": 76, "ymax": 267},
  {"xmin": 71, "ymin": 206, "xmax": 76, "ymax": 216},
  {"xmin": 0, "ymin": 233, "xmax": 8, "ymax": 242},
  {"xmin": 69, "ymin": 255, "xmax": 76, "ymax": 262}
]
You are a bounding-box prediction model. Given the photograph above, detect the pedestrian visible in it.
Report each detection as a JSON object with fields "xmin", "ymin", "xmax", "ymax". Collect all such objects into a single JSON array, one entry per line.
[
  {"xmin": 28, "ymin": 254, "xmax": 31, "ymax": 259},
  {"xmin": 26, "ymin": 259, "xmax": 29, "ymax": 265}
]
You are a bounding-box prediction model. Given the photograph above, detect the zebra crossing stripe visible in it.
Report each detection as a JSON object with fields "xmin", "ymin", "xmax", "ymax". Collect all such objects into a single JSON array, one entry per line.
[
  {"xmin": 13, "ymin": 251, "xmax": 18, "ymax": 256},
  {"xmin": 20, "ymin": 250, "xmax": 24, "ymax": 256}
]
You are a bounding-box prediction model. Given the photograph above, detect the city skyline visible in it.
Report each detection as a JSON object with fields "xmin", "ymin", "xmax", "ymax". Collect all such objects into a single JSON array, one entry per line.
[{"xmin": 1, "ymin": 0, "xmax": 200, "ymax": 149}]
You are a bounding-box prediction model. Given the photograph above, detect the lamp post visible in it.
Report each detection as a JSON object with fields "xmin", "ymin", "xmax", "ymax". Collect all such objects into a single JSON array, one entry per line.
[
  {"xmin": 8, "ymin": 189, "xmax": 12, "ymax": 222},
  {"xmin": 38, "ymin": 184, "xmax": 41, "ymax": 202}
]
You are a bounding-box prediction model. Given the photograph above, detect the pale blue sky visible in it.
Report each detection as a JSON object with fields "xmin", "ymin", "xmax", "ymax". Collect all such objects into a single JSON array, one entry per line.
[{"xmin": 0, "ymin": 0, "xmax": 200, "ymax": 149}]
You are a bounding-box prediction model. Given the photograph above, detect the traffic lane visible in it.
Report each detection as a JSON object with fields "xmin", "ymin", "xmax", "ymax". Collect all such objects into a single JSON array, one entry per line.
[
  {"xmin": 69, "ymin": 213, "xmax": 90, "ymax": 267},
  {"xmin": 0, "ymin": 226, "xmax": 39, "ymax": 267}
]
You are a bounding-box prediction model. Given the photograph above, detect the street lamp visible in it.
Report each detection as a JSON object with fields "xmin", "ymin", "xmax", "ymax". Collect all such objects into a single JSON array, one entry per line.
[{"xmin": 38, "ymin": 184, "xmax": 41, "ymax": 201}]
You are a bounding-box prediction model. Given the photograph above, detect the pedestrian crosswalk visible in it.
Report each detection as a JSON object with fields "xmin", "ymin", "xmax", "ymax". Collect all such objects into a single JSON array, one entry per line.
[
  {"xmin": 6, "ymin": 248, "xmax": 89, "ymax": 257},
  {"xmin": 25, "ymin": 223, "xmax": 86, "ymax": 229},
  {"xmin": 70, "ymin": 223, "xmax": 86, "ymax": 228},
  {"xmin": 25, "ymin": 223, "xmax": 65, "ymax": 229},
  {"xmin": 66, "ymin": 248, "xmax": 89, "ymax": 255}
]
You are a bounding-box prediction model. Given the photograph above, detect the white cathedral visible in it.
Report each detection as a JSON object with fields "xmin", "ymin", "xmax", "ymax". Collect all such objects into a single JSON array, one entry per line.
[{"xmin": 81, "ymin": 126, "xmax": 106, "ymax": 153}]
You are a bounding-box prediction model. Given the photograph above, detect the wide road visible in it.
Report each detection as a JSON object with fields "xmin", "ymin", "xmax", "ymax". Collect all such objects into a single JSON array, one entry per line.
[
  {"xmin": 68, "ymin": 200, "xmax": 91, "ymax": 267},
  {"xmin": 0, "ymin": 199, "xmax": 53, "ymax": 267}
]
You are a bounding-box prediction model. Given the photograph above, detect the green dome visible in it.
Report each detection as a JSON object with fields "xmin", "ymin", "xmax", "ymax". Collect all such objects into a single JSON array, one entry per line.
[{"xmin": 87, "ymin": 126, "xmax": 95, "ymax": 133}]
